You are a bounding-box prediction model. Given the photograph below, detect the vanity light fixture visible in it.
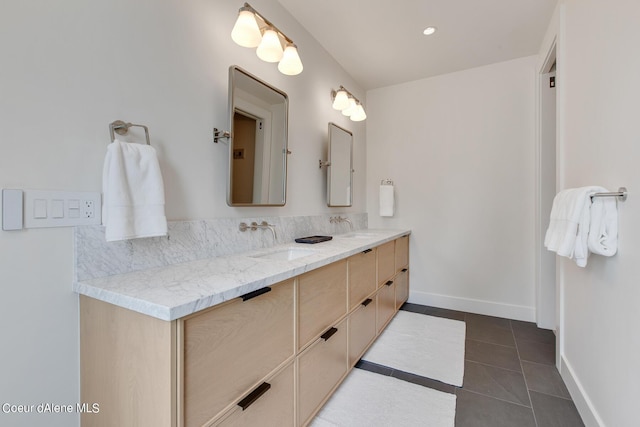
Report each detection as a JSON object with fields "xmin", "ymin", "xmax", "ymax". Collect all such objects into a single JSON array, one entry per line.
[
  {"xmin": 331, "ymin": 86, "xmax": 367, "ymax": 122},
  {"xmin": 231, "ymin": 2, "xmax": 303, "ymax": 76}
]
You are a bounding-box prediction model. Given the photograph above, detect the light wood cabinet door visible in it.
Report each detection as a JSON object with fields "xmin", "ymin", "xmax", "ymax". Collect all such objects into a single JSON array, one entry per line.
[
  {"xmin": 214, "ymin": 362, "xmax": 295, "ymax": 427},
  {"xmin": 298, "ymin": 318, "xmax": 348, "ymax": 426},
  {"xmin": 395, "ymin": 268, "xmax": 409, "ymax": 310},
  {"xmin": 377, "ymin": 279, "xmax": 396, "ymax": 333},
  {"xmin": 182, "ymin": 279, "xmax": 295, "ymax": 427},
  {"xmin": 377, "ymin": 241, "xmax": 395, "ymax": 288},
  {"xmin": 348, "ymin": 297, "xmax": 376, "ymax": 366},
  {"xmin": 395, "ymin": 234, "xmax": 409, "ymax": 272},
  {"xmin": 348, "ymin": 248, "xmax": 377, "ymax": 311},
  {"xmin": 298, "ymin": 260, "xmax": 348, "ymax": 350}
]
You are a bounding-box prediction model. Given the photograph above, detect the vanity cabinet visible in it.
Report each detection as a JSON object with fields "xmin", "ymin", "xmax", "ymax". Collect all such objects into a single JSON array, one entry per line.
[
  {"xmin": 298, "ymin": 260, "xmax": 348, "ymax": 350},
  {"xmin": 182, "ymin": 279, "xmax": 295, "ymax": 427},
  {"xmin": 79, "ymin": 235, "xmax": 409, "ymax": 427},
  {"xmin": 377, "ymin": 241, "xmax": 395, "ymax": 287},
  {"xmin": 298, "ymin": 318, "xmax": 348, "ymax": 425},
  {"xmin": 215, "ymin": 362, "xmax": 295, "ymax": 427},
  {"xmin": 347, "ymin": 248, "xmax": 376, "ymax": 310},
  {"xmin": 348, "ymin": 296, "xmax": 376, "ymax": 366}
]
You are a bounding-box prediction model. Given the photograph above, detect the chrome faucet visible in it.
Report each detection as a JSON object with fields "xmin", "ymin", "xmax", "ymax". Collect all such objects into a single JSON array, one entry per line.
[
  {"xmin": 330, "ymin": 216, "xmax": 354, "ymax": 231},
  {"xmin": 239, "ymin": 221, "xmax": 277, "ymax": 241}
]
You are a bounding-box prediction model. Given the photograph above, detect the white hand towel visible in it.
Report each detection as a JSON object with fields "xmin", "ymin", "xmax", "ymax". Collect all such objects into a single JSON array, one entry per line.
[
  {"xmin": 588, "ymin": 195, "xmax": 618, "ymax": 257},
  {"xmin": 544, "ymin": 186, "xmax": 606, "ymax": 267},
  {"xmin": 380, "ymin": 184, "xmax": 394, "ymax": 217},
  {"xmin": 102, "ymin": 140, "xmax": 167, "ymax": 242}
]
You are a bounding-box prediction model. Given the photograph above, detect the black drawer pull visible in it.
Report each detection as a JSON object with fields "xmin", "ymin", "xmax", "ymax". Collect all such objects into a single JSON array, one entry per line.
[
  {"xmin": 401, "ymin": 268, "xmax": 408, "ymax": 272},
  {"xmin": 321, "ymin": 327, "xmax": 338, "ymax": 341},
  {"xmin": 362, "ymin": 248, "xmax": 373, "ymax": 254},
  {"xmin": 362, "ymin": 298, "xmax": 372, "ymax": 307},
  {"xmin": 385, "ymin": 280, "xmax": 394, "ymax": 286},
  {"xmin": 238, "ymin": 382, "xmax": 271, "ymax": 411},
  {"xmin": 241, "ymin": 287, "xmax": 272, "ymax": 302}
]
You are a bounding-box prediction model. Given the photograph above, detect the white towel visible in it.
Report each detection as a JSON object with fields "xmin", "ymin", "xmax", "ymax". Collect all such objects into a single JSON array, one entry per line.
[
  {"xmin": 544, "ymin": 186, "xmax": 606, "ymax": 267},
  {"xmin": 588, "ymin": 195, "xmax": 618, "ymax": 257},
  {"xmin": 380, "ymin": 184, "xmax": 394, "ymax": 217},
  {"xmin": 102, "ymin": 140, "xmax": 167, "ymax": 242}
]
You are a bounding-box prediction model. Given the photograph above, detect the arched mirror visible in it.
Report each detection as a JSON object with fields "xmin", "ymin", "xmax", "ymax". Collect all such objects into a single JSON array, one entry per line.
[
  {"xmin": 227, "ymin": 66, "xmax": 288, "ymax": 206},
  {"xmin": 327, "ymin": 123, "xmax": 353, "ymax": 207}
]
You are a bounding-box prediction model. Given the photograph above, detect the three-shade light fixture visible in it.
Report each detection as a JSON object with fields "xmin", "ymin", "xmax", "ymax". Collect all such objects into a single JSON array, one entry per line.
[
  {"xmin": 332, "ymin": 86, "xmax": 367, "ymax": 122},
  {"xmin": 231, "ymin": 2, "xmax": 303, "ymax": 76}
]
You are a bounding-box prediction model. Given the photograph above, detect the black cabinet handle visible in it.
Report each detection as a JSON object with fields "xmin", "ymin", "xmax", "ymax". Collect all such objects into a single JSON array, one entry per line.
[
  {"xmin": 321, "ymin": 327, "xmax": 338, "ymax": 341},
  {"xmin": 362, "ymin": 248, "xmax": 372, "ymax": 254},
  {"xmin": 362, "ymin": 298, "xmax": 372, "ymax": 307},
  {"xmin": 241, "ymin": 287, "xmax": 272, "ymax": 302},
  {"xmin": 385, "ymin": 280, "xmax": 394, "ymax": 286},
  {"xmin": 401, "ymin": 268, "xmax": 408, "ymax": 272},
  {"xmin": 238, "ymin": 382, "xmax": 271, "ymax": 411}
]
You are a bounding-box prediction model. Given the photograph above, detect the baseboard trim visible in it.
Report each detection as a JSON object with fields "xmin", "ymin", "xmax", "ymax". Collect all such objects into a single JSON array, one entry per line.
[
  {"xmin": 408, "ymin": 290, "xmax": 535, "ymax": 322},
  {"xmin": 560, "ymin": 355, "xmax": 603, "ymax": 427}
]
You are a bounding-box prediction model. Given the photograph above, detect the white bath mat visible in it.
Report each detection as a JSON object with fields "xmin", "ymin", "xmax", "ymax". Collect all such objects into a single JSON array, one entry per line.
[
  {"xmin": 362, "ymin": 310, "xmax": 466, "ymax": 386},
  {"xmin": 311, "ymin": 368, "xmax": 456, "ymax": 427}
]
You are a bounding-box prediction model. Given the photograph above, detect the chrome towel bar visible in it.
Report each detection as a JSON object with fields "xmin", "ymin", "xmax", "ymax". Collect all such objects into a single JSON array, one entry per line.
[{"xmin": 590, "ymin": 187, "xmax": 627, "ymax": 201}]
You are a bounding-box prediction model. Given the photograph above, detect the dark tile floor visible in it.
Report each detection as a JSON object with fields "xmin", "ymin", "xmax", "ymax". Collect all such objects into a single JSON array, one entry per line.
[{"xmin": 355, "ymin": 303, "xmax": 584, "ymax": 427}]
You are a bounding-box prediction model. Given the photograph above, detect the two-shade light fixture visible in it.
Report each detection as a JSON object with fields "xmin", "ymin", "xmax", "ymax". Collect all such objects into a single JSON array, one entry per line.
[
  {"xmin": 231, "ymin": 2, "xmax": 303, "ymax": 76},
  {"xmin": 332, "ymin": 86, "xmax": 367, "ymax": 122}
]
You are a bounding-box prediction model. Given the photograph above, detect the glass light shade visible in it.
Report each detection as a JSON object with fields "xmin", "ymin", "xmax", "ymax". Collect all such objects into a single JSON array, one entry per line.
[
  {"xmin": 278, "ymin": 45, "xmax": 303, "ymax": 75},
  {"xmin": 350, "ymin": 104, "xmax": 367, "ymax": 121},
  {"xmin": 231, "ymin": 10, "xmax": 262, "ymax": 48},
  {"xmin": 342, "ymin": 98, "xmax": 357, "ymax": 116},
  {"xmin": 256, "ymin": 29, "xmax": 283, "ymax": 63},
  {"xmin": 332, "ymin": 90, "xmax": 350, "ymax": 110}
]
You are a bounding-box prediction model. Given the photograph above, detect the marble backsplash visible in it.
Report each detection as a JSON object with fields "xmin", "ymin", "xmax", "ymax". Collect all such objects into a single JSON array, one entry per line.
[{"xmin": 74, "ymin": 213, "xmax": 367, "ymax": 281}]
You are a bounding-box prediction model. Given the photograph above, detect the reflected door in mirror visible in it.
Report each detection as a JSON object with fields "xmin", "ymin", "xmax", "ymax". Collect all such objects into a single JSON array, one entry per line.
[{"xmin": 228, "ymin": 66, "xmax": 288, "ymax": 206}]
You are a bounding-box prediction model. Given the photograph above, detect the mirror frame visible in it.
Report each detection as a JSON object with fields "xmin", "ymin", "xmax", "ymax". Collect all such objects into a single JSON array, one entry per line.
[
  {"xmin": 227, "ymin": 66, "xmax": 289, "ymax": 206},
  {"xmin": 327, "ymin": 122, "xmax": 353, "ymax": 207}
]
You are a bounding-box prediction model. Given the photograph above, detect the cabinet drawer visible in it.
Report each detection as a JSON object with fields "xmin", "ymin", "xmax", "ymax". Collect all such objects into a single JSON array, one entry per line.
[
  {"xmin": 182, "ymin": 279, "xmax": 295, "ymax": 427},
  {"xmin": 214, "ymin": 362, "xmax": 295, "ymax": 427},
  {"xmin": 377, "ymin": 241, "xmax": 395, "ymax": 287},
  {"xmin": 348, "ymin": 297, "xmax": 376, "ymax": 366},
  {"xmin": 298, "ymin": 319, "xmax": 348, "ymax": 425},
  {"xmin": 395, "ymin": 235, "xmax": 409, "ymax": 272},
  {"xmin": 395, "ymin": 268, "xmax": 409, "ymax": 310},
  {"xmin": 348, "ymin": 249, "xmax": 377, "ymax": 311},
  {"xmin": 377, "ymin": 279, "xmax": 396, "ymax": 333},
  {"xmin": 298, "ymin": 260, "xmax": 347, "ymax": 350}
]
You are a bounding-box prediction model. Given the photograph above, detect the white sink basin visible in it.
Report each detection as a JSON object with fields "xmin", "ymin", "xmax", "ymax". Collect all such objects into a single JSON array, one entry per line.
[
  {"xmin": 340, "ymin": 232, "xmax": 377, "ymax": 239},
  {"xmin": 251, "ymin": 247, "xmax": 317, "ymax": 261}
]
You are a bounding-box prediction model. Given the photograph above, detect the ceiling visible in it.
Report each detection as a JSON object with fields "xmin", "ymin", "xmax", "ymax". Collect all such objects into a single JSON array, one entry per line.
[{"xmin": 278, "ymin": 0, "xmax": 557, "ymax": 90}]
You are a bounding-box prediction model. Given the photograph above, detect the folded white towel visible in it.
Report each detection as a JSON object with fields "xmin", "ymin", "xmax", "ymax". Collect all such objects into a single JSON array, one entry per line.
[
  {"xmin": 102, "ymin": 140, "xmax": 167, "ymax": 242},
  {"xmin": 588, "ymin": 195, "xmax": 618, "ymax": 257},
  {"xmin": 544, "ymin": 186, "xmax": 606, "ymax": 267},
  {"xmin": 379, "ymin": 184, "xmax": 394, "ymax": 217}
]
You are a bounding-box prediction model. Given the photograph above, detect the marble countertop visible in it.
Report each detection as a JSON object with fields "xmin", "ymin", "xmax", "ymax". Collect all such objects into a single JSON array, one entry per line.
[{"xmin": 73, "ymin": 229, "xmax": 411, "ymax": 321}]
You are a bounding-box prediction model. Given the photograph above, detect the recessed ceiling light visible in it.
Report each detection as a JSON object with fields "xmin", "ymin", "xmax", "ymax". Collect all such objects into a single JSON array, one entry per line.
[{"xmin": 423, "ymin": 26, "xmax": 437, "ymax": 36}]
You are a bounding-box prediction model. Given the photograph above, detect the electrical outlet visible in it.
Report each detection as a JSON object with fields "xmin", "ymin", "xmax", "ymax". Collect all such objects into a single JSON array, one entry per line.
[{"xmin": 83, "ymin": 200, "xmax": 95, "ymax": 218}]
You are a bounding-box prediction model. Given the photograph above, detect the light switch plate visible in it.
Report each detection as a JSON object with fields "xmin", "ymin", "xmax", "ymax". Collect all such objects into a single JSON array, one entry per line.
[
  {"xmin": 23, "ymin": 190, "xmax": 101, "ymax": 228},
  {"xmin": 2, "ymin": 189, "xmax": 24, "ymax": 231}
]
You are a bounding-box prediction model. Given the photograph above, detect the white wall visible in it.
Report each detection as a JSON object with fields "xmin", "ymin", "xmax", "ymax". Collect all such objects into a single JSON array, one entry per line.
[
  {"xmin": 366, "ymin": 56, "xmax": 538, "ymax": 321},
  {"xmin": 558, "ymin": 1, "xmax": 640, "ymax": 425},
  {"xmin": 0, "ymin": 1, "xmax": 365, "ymax": 425}
]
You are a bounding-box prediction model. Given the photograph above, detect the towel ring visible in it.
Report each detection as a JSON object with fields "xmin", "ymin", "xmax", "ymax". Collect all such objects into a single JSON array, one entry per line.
[{"xmin": 109, "ymin": 120, "xmax": 151, "ymax": 145}]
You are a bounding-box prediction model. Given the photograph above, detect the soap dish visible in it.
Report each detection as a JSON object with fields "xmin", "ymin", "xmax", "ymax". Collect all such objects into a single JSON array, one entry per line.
[{"xmin": 294, "ymin": 235, "xmax": 333, "ymax": 244}]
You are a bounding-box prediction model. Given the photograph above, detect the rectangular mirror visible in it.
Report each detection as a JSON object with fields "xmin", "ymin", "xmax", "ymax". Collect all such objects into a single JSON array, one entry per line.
[
  {"xmin": 228, "ymin": 66, "xmax": 288, "ymax": 206},
  {"xmin": 327, "ymin": 123, "xmax": 353, "ymax": 207}
]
